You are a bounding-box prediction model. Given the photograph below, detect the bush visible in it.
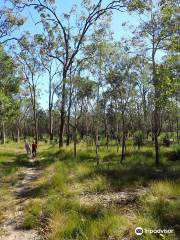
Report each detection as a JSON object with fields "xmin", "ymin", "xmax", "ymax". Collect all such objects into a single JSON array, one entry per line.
[
  {"xmin": 169, "ymin": 145, "xmax": 180, "ymax": 161},
  {"xmin": 134, "ymin": 131, "xmax": 145, "ymax": 149},
  {"xmin": 163, "ymin": 134, "xmax": 170, "ymax": 147}
]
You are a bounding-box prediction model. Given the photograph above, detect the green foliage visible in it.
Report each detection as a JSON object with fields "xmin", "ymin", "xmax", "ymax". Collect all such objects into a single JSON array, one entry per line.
[
  {"xmin": 162, "ymin": 134, "xmax": 170, "ymax": 147},
  {"xmin": 23, "ymin": 200, "xmax": 42, "ymax": 229},
  {"xmin": 168, "ymin": 144, "xmax": 180, "ymax": 161},
  {"xmin": 0, "ymin": 7, "xmax": 25, "ymax": 44},
  {"xmin": 0, "ymin": 46, "xmax": 19, "ymax": 92},
  {"xmin": 0, "ymin": 46, "xmax": 20, "ymax": 123},
  {"xmin": 134, "ymin": 131, "xmax": 145, "ymax": 148},
  {"xmin": 73, "ymin": 76, "xmax": 96, "ymax": 100}
]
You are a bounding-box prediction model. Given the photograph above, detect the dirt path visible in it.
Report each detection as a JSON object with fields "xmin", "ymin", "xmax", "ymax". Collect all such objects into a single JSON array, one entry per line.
[{"xmin": 0, "ymin": 158, "xmax": 41, "ymax": 240}]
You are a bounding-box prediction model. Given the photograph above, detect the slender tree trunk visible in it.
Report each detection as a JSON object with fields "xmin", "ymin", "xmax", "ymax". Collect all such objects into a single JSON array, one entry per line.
[
  {"xmin": 12, "ymin": 131, "xmax": 14, "ymax": 141},
  {"xmin": 2, "ymin": 121, "xmax": 5, "ymax": 144},
  {"xmin": 17, "ymin": 127, "xmax": 20, "ymax": 143},
  {"xmin": 142, "ymin": 88, "xmax": 148, "ymax": 139},
  {"xmin": 95, "ymin": 126, "xmax": 99, "ymax": 166},
  {"xmin": 31, "ymin": 85, "xmax": 38, "ymax": 144},
  {"xmin": 66, "ymin": 113, "xmax": 71, "ymax": 146},
  {"xmin": 48, "ymin": 73, "xmax": 53, "ymax": 141},
  {"xmin": 49, "ymin": 79, "xmax": 53, "ymax": 141},
  {"xmin": 85, "ymin": 113, "xmax": 88, "ymax": 137},
  {"xmin": 73, "ymin": 127, "xmax": 77, "ymax": 159},
  {"xmin": 49, "ymin": 106, "xmax": 53, "ymax": 141},
  {"xmin": 33, "ymin": 107, "xmax": 38, "ymax": 144},
  {"xmin": 59, "ymin": 71, "xmax": 66, "ymax": 148},
  {"xmin": 176, "ymin": 98, "xmax": 179, "ymax": 141},
  {"xmin": 106, "ymin": 134, "xmax": 109, "ymax": 150},
  {"xmin": 73, "ymin": 119, "xmax": 77, "ymax": 159},
  {"xmin": 104, "ymin": 114, "xmax": 107, "ymax": 139},
  {"xmin": 66, "ymin": 86, "xmax": 72, "ymax": 146},
  {"xmin": 177, "ymin": 117, "xmax": 179, "ymax": 141},
  {"xmin": 153, "ymin": 79, "xmax": 160, "ymax": 165},
  {"xmin": 96, "ymin": 83, "xmax": 100, "ymax": 166},
  {"xmin": 152, "ymin": 38, "xmax": 160, "ymax": 164},
  {"xmin": 95, "ymin": 87, "xmax": 100, "ymax": 166},
  {"xmin": 121, "ymin": 112, "xmax": 126, "ymax": 163},
  {"xmin": 116, "ymin": 122, "xmax": 119, "ymax": 153}
]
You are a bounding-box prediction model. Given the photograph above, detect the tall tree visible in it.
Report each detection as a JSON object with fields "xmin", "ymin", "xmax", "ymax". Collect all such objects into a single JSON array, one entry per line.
[
  {"xmin": 0, "ymin": 46, "xmax": 19, "ymax": 143},
  {"xmin": 132, "ymin": 0, "xmax": 179, "ymax": 163},
  {"xmin": 15, "ymin": 36, "xmax": 42, "ymax": 143},
  {"xmin": 13, "ymin": 0, "xmax": 146, "ymax": 147}
]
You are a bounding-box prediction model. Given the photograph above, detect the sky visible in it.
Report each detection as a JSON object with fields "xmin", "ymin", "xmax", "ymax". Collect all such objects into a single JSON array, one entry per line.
[{"xmin": 2, "ymin": 0, "xmax": 141, "ymax": 109}]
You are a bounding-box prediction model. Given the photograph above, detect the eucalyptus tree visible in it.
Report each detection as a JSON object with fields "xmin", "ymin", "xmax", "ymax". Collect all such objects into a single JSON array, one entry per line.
[
  {"xmin": 164, "ymin": 55, "xmax": 180, "ymax": 140},
  {"xmin": 15, "ymin": 36, "xmax": 42, "ymax": 143},
  {"xmin": 83, "ymin": 16, "xmax": 114, "ymax": 162},
  {"xmin": 131, "ymin": 0, "xmax": 179, "ymax": 164},
  {"xmin": 106, "ymin": 52, "xmax": 137, "ymax": 162},
  {"xmin": 0, "ymin": 46, "xmax": 20, "ymax": 143},
  {"xmin": 12, "ymin": 0, "xmax": 147, "ymax": 147},
  {"xmin": 70, "ymin": 76, "xmax": 95, "ymax": 158},
  {"xmin": 156, "ymin": 59, "xmax": 180, "ymax": 140},
  {"xmin": 38, "ymin": 50, "xmax": 60, "ymax": 141},
  {"xmin": 65, "ymin": 59, "xmax": 89, "ymax": 146},
  {"xmin": 16, "ymin": 102, "xmax": 29, "ymax": 142},
  {"xmin": 133, "ymin": 56, "xmax": 152, "ymax": 138}
]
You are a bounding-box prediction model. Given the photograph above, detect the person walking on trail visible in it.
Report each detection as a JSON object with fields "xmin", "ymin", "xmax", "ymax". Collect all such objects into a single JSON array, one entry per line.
[
  {"xmin": 24, "ymin": 139, "xmax": 31, "ymax": 157},
  {"xmin": 32, "ymin": 140, "xmax": 37, "ymax": 158}
]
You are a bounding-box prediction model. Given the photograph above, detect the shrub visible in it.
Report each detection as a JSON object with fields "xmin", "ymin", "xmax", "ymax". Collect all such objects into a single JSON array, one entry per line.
[
  {"xmin": 134, "ymin": 131, "xmax": 145, "ymax": 149},
  {"xmin": 162, "ymin": 134, "xmax": 170, "ymax": 147},
  {"xmin": 169, "ymin": 145, "xmax": 180, "ymax": 161}
]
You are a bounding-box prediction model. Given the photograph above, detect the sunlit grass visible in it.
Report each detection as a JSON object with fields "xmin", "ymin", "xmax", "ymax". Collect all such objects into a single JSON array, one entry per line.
[
  {"xmin": 0, "ymin": 140, "xmax": 179, "ymax": 239},
  {"xmin": 22, "ymin": 199, "xmax": 42, "ymax": 229},
  {"xmin": 133, "ymin": 180, "xmax": 180, "ymax": 240}
]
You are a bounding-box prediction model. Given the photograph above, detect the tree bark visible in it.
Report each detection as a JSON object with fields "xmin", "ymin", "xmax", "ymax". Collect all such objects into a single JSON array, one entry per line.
[
  {"xmin": 176, "ymin": 98, "xmax": 179, "ymax": 141},
  {"xmin": 152, "ymin": 34, "xmax": 160, "ymax": 164},
  {"xmin": 95, "ymin": 126, "xmax": 99, "ymax": 166},
  {"xmin": 73, "ymin": 121, "xmax": 77, "ymax": 159},
  {"xmin": 17, "ymin": 127, "xmax": 20, "ymax": 143},
  {"xmin": 33, "ymin": 106, "xmax": 38, "ymax": 144},
  {"xmin": 121, "ymin": 112, "xmax": 126, "ymax": 163},
  {"xmin": 49, "ymin": 77, "xmax": 53, "ymax": 141},
  {"xmin": 153, "ymin": 74, "xmax": 161, "ymax": 165},
  {"xmin": 49, "ymin": 106, "xmax": 53, "ymax": 141},
  {"xmin": 2, "ymin": 121, "xmax": 5, "ymax": 144},
  {"xmin": 66, "ymin": 82, "xmax": 73, "ymax": 146},
  {"xmin": 177, "ymin": 117, "xmax": 179, "ymax": 141},
  {"xmin": 59, "ymin": 71, "xmax": 67, "ymax": 148}
]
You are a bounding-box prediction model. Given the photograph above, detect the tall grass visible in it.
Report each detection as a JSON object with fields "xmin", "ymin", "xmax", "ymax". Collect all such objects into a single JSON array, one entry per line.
[{"xmin": 0, "ymin": 141, "xmax": 179, "ymax": 239}]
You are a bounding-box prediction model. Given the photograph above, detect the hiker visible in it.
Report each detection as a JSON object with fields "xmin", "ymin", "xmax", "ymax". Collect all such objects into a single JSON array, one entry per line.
[
  {"xmin": 24, "ymin": 139, "xmax": 31, "ymax": 157},
  {"xmin": 32, "ymin": 140, "xmax": 37, "ymax": 158}
]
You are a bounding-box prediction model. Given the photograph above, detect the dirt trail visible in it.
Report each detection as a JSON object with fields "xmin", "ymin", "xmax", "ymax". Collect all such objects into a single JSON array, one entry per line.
[{"xmin": 0, "ymin": 158, "xmax": 41, "ymax": 240}]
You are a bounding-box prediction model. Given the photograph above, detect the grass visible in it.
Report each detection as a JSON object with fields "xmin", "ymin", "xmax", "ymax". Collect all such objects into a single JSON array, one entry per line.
[
  {"xmin": 22, "ymin": 199, "xmax": 42, "ymax": 229},
  {"xmin": 0, "ymin": 144, "xmax": 22, "ymax": 223},
  {"xmin": 135, "ymin": 180, "xmax": 180, "ymax": 240},
  {"xmin": 0, "ymin": 140, "xmax": 179, "ymax": 239}
]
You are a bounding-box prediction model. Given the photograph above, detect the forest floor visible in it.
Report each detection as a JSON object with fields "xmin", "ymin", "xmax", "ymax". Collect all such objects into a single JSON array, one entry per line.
[
  {"xmin": 0, "ymin": 141, "xmax": 179, "ymax": 240},
  {"xmin": 0, "ymin": 145, "xmax": 42, "ymax": 240}
]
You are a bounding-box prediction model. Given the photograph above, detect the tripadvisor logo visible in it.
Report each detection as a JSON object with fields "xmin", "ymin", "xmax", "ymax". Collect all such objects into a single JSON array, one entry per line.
[
  {"xmin": 135, "ymin": 227, "xmax": 143, "ymax": 235},
  {"xmin": 135, "ymin": 227, "xmax": 174, "ymax": 236}
]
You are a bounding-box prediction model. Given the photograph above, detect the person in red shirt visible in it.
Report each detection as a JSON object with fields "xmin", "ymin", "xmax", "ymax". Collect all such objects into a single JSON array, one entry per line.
[{"xmin": 32, "ymin": 140, "xmax": 37, "ymax": 158}]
